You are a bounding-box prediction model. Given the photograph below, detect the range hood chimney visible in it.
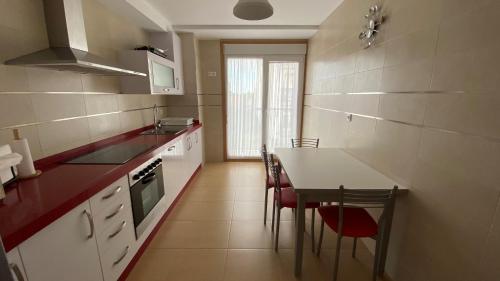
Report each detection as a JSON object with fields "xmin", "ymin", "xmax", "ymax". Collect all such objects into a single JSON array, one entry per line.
[{"xmin": 4, "ymin": 0, "xmax": 146, "ymax": 76}]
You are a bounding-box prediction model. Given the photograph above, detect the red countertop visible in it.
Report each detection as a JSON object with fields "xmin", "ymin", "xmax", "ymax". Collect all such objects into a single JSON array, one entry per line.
[{"xmin": 0, "ymin": 124, "xmax": 202, "ymax": 252}]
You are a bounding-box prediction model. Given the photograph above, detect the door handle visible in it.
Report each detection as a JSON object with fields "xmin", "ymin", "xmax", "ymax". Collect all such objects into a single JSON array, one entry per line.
[
  {"xmin": 10, "ymin": 263, "xmax": 24, "ymax": 281},
  {"xmin": 83, "ymin": 209, "xmax": 95, "ymax": 239},
  {"xmin": 142, "ymin": 173, "xmax": 157, "ymax": 184}
]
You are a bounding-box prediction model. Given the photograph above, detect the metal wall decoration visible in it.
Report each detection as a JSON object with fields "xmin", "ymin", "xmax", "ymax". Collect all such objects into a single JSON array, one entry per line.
[{"xmin": 359, "ymin": 5, "xmax": 385, "ymax": 48}]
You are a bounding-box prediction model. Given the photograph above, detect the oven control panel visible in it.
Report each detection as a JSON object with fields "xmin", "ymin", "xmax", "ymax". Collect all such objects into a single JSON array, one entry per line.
[{"xmin": 128, "ymin": 155, "xmax": 162, "ymax": 186}]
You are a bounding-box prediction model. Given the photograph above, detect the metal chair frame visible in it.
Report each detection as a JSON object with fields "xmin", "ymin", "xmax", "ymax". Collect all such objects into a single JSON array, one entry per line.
[
  {"xmin": 316, "ymin": 186, "xmax": 398, "ymax": 281},
  {"xmin": 261, "ymin": 144, "xmax": 272, "ymax": 225},
  {"xmin": 271, "ymin": 161, "xmax": 317, "ymax": 252},
  {"xmin": 291, "ymin": 138, "xmax": 320, "ymax": 148}
]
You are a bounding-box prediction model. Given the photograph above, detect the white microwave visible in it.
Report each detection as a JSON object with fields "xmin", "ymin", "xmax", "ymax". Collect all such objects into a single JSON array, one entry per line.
[{"xmin": 119, "ymin": 50, "xmax": 182, "ymax": 95}]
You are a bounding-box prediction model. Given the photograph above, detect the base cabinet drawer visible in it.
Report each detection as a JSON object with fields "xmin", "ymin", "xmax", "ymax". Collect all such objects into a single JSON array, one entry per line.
[
  {"xmin": 100, "ymin": 241, "xmax": 136, "ymax": 281},
  {"xmin": 95, "ymin": 202, "xmax": 135, "ymax": 255},
  {"xmin": 90, "ymin": 177, "xmax": 129, "ymax": 215}
]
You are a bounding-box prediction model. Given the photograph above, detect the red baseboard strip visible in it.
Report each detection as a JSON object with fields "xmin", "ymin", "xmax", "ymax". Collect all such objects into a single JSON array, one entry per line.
[{"xmin": 118, "ymin": 164, "xmax": 202, "ymax": 281}]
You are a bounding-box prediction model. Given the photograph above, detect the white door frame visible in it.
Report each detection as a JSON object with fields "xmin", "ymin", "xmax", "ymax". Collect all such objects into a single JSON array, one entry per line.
[{"xmin": 224, "ymin": 54, "xmax": 305, "ymax": 159}]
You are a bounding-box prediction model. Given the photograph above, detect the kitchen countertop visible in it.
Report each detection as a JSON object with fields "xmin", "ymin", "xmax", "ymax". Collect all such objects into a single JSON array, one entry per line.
[{"xmin": 0, "ymin": 124, "xmax": 202, "ymax": 252}]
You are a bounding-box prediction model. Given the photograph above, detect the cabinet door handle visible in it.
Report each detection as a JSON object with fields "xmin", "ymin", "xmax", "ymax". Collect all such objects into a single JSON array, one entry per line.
[
  {"xmin": 105, "ymin": 204, "xmax": 124, "ymax": 220},
  {"xmin": 102, "ymin": 186, "xmax": 122, "ymax": 200},
  {"xmin": 113, "ymin": 246, "xmax": 130, "ymax": 266},
  {"xmin": 168, "ymin": 146, "xmax": 175, "ymax": 151},
  {"xmin": 10, "ymin": 263, "xmax": 24, "ymax": 281},
  {"xmin": 176, "ymin": 78, "xmax": 179, "ymax": 90},
  {"xmin": 83, "ymin": 209, "xmax": 95, "ymax": 239},
  {"xmin": 108, "ymin": 221, "xmax": 126, "ymax": 239}
]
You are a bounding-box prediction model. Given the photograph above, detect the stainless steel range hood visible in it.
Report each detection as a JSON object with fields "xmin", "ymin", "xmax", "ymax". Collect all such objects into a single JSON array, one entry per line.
[{"xmin": 4, "ymin": 0, "xmax": 146, "ymax": 76}]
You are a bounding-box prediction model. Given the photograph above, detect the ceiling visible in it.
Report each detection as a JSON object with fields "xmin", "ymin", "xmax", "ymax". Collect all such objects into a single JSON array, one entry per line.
[{"xmin": 146, "ymin": 0, "xmax": 344, "ymax": 39}]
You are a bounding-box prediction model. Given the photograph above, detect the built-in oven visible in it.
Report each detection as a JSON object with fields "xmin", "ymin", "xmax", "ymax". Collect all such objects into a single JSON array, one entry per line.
[{"xmin": 129, "ymin": 155, "xmax": 164, "ymax": 239}]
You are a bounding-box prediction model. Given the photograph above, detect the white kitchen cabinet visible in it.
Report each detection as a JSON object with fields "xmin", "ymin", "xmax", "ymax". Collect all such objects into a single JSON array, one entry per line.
[
  {"xmin": 162, "ymin": 138, "xmax": 186, "ymax": 206},
  {"xmin": 90, "ymin": 176, "xmax": 136, "ymax": 281},
  {"xmin": 171, "ymin": 32, "xmax": 184, "ymax": 95},
  {"xmin": 182, "ymin": 133, "xmax": 194, "ymax": 184},
  {"xmin": 19, "ymin": 201, "xmax": 104, "ymax": 281},
  {"xmin": 192, "ymin": 128, "xmax": 203, "ymax": 168},
  {"xmin": 6, "ymin": 247, "xmax": 27, "ymax": 281},
  {"xmin": 149, "ymin": 31, "xmax": 184, "ymax": 95},
  {"xmin": 161, "ymin": 127, "xmax": 202, "ymax": 208},
  {"xmin": 184, "ymin": 127, "xmax": 203, "ymax": 177}
]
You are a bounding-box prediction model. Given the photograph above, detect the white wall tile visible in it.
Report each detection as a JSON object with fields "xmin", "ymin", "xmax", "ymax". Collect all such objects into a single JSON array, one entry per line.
[
  {"xmin": 37, "ymin": 119, "xmax": 91, "ymax": 157},
  {"xmin": 31, "ymin": 94, "xmax": 86, "ymax": 122},
  {"xmin": 88, "ymin": 114, "xmax": 120, "ymax": 142},
  {"xmin": 84, "ymin": 94, "xmax": 119, "ymax": 115},
  {"xmin": 0, "ymin": 94, "xmax": 36, "ymax": 127}
]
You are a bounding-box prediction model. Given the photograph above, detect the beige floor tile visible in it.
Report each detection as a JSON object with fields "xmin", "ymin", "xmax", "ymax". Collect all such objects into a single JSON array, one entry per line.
[
  {"xmin": 233, "ymin": 201, "xmax": 294, "ymax": 221},
  {"xmin": 127, "ymin": 249, "xmax": 227, "ymax": 281},
  {"xmin": 234, "ymin": 187, "xmax": 269, "ymax": 201},
  {"xmin": 278, "ymin": 249, "xmax": 331, "ymax": 281},
  {"xmin": 321, "ymin": 247, "xmax": 379, "ymax": 281},
  {"xmin": 150, "ymin": 221, "xmax": 231, "ymax": 249},
  {"xmin": 191, "ymin": 174, "xmax": 264, "ymax": 188},
  {"xmin": 223, "ymin": 249, "xmax": 285, "ymax": 281},
  {"xmin": 168, "ymin": 201, "xmax": 234, "ymax": 221},
  {"xmin": 228, "ymin": 220, "xmax": 274, "ymax": 249},
  {"xmin": 181, "ymin": 186, "xmax": 236, "ymax": 202}
]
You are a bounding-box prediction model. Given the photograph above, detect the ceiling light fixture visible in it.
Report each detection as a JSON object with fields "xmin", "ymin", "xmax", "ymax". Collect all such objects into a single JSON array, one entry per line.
[{"xmin": 233, "ymin": 0, "xmax": 274, "ymax": 21}]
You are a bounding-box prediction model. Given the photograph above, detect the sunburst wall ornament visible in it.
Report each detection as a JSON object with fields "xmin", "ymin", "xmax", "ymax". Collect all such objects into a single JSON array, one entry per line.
[{"xmin": 359, "ymin": 5, "xmax": 385, "ymax": 49}]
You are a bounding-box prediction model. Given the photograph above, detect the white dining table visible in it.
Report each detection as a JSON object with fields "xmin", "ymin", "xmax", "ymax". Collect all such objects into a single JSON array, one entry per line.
[{"xmin": 274, "ymin": 148, "xmax": 408, "ymax": 277}]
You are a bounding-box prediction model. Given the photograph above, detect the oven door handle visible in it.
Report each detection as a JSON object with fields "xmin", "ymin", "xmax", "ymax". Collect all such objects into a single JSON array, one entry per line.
[{"xmin": 141, "ymin": 173, "xmax": 157, "ymax": 184}]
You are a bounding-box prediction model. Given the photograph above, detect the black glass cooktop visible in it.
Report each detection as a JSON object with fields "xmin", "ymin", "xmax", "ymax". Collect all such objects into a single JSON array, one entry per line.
[{"xmin": 65, "ymin": 143, "xmax": 156, "ymax": 165}]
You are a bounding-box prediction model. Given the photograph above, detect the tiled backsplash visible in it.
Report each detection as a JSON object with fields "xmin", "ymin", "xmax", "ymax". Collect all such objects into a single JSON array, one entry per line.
[
  {"xmin": 0, "ymin": 0, "xmax": 168, "ymax": 160},
  {"xmin": 303, "ymin": 0, "xmax": 500, "ymax": 280}
]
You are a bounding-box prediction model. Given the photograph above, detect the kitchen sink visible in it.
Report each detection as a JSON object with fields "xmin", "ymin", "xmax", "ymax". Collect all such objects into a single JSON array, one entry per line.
[{"xmin": 140, "ymin": 126, "xmax": 189, "ymax": 136}]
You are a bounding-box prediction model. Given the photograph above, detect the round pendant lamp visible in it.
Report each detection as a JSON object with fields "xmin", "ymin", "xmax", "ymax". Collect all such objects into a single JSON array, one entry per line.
[{"xmin": 233, "ymin": 0, "xmax": 274, "ymax": 20}]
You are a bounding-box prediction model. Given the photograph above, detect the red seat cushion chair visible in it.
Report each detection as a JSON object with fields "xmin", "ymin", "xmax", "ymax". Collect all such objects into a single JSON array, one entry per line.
[
  {"xmin": 266, "ymin": 172, "xmax": 291, "ymax": 188},
  {"xmin": 276, "ymin": 188, "xmax": 320, "ymax": 209},
  {"xmin": 317, "ymin": 205, "xmax": 378, "ymax": 237}
]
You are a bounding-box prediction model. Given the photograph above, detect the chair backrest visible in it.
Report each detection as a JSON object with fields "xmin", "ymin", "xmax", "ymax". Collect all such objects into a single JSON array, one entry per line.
[
  {"xmin": 337, "ymin": 186, "xmax": 398, "ymax": 235},
  {"xmin": 270, "ymin": 162, "xmax": 283, "ymax": 200},
  {"xmin": 291, "ymin": 138, "xmax": 319, "ymax": 148},
  {"xmin": 261, "ymin": 144, "xmax": 272, "ymax": 183}
]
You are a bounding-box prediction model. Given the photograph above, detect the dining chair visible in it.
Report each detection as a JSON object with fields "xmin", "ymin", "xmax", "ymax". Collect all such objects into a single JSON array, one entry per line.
[
  {"xmin": 261, "ymin": 144, "xmax": 290, "ymax": 225},
  {"xmin": 291, "ymin": 138, "xmax": 320, "ymax": 148},
  {"xmin": 270, "ymin": 162, "xmax": 320, "ymax": 252},
  {"xmin": 316, "ymin": 186, "xmax": 398, "ymax": 281}
]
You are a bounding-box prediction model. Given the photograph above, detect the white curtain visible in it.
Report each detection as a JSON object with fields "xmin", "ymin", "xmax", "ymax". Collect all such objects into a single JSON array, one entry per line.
[
  {"xmin": 266, "ymin": 62, "xmax": 300, "ymax": 153},
  {"xmin": 226, "ymin": 57, "xmax": 263, "ymax": 158}
]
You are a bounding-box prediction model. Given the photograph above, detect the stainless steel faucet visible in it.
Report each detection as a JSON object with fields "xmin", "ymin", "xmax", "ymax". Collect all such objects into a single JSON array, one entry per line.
[{"xmin": 153, "ymin": 104, "xmax": 161, "ymax": 132}]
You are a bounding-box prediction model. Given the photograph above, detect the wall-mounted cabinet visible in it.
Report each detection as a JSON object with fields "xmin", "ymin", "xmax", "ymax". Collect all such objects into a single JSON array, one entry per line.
[{"xmin": 119, "ymin": 32, "xmax": 184, "ymax": 95}]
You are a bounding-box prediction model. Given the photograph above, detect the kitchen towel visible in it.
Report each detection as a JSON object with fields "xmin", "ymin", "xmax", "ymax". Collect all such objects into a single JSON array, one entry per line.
[
  {"xmin": 11, "ymin": 138, "xmax": 36, "ymax": 177},
  {"xmin": 0, "ymin": 144, "xmax": 22, "ymax": 184}
]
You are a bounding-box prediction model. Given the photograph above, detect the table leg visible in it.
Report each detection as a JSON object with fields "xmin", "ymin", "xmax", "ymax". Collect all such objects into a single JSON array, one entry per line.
[
  {"xmin": 377, "ymin": 203, "xmax": 395, "ymax": 276},
  {"xmin": 294, "ymin": 193, "xmax": 306, "ymax": 277}
]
